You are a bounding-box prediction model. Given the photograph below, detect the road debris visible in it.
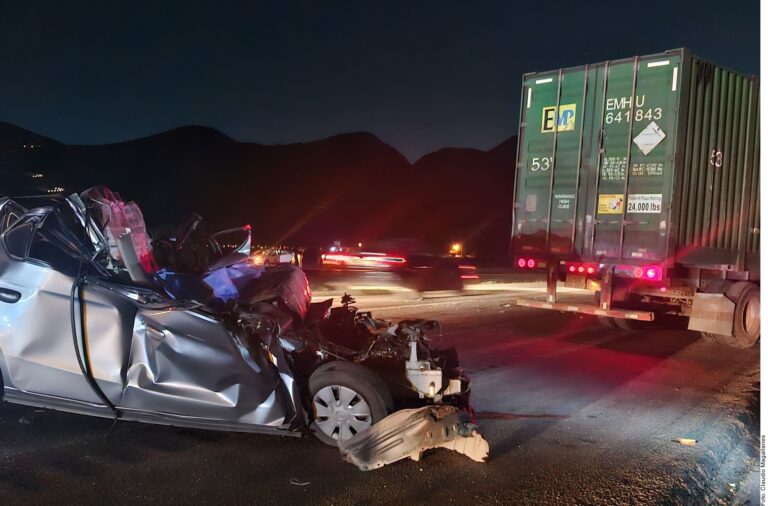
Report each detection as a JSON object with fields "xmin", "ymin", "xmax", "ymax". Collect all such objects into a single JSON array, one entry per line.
[
  {"xmin": 18, "ymin": 417, "xmax": 30, "ymax": 425},
  {"xmin": 339, "ymin": 405, "xmax": 489, "ymax": 471},
  {"xmin": 289, "ymin": 478, "xmax": 310, "ymax": 486},
  {"xmin": 675, "ymin": 438, "xmax": 697, "ymax": 446}
]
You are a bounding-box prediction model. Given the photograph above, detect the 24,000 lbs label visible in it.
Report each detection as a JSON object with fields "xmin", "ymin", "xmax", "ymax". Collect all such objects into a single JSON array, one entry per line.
[{"xmin": 627, "ymin": 194, "xmax": 662, "ymax": 213}]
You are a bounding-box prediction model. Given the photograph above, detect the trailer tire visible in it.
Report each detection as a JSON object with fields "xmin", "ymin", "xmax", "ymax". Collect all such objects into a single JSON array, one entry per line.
[
  {"xmin": 701, "ymin": 282, "xmax": 759, "ymax": 348},
  {"xmin": 728, "ymin": 282, "xmax": 760, "ymax": 348}
]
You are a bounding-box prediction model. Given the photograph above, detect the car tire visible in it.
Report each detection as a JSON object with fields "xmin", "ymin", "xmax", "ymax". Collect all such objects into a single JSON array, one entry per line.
[{"xmin": 308, "ymin": 361, "xmax": 393, "ymax": 446}]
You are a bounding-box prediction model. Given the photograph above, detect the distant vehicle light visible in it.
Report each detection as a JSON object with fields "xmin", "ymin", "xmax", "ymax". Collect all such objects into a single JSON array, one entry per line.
[
  {"xmin": 633, "ymin": 267, "xmax": 644, "ymax": 278},
  {"xmin": 568, "ymin": 265, "xmax": 576, "ymax": 273},
  {"xmin": 526, "ymin": 259, "xmax": 535, "ymax": 268},
  {"xmin": 645, "ymin": 267, "xmax": 658, "ymax": 279},
  {"xmin": 586, "ymin": 266, "xmax": 595, "ymax": 274},
  {"xmin": 517, "ymin": 258, "xmax": 526, "ymax": 268},
  {"xmin": 577, "ymin": 266, "xmax": 585, "ymax": 273}
]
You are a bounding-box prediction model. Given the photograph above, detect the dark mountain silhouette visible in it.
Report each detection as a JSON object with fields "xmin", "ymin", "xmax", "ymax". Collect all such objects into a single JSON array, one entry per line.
[
  {"xmin": 1, "ymin": 122, "xmax": 516, "ymax": 257},
  {"xmin": 0, "ymin": 122, "xmax": 60, "ymax": 149}
]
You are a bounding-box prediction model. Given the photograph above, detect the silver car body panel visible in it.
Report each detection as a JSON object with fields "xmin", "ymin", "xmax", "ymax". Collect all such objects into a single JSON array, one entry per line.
[
  {"xmin": 0, "ymin": 249, "xmax": 103, "ymax": 404},
  {"xmin": 121, "ymin": 304, "xmax": 291, "ymax": 427}
]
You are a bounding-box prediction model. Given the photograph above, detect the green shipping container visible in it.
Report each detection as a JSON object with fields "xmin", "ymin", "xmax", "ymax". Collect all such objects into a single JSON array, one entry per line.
[{"xmin": 512, "ymin": 48, "xmax": 760, "ymax": 275}]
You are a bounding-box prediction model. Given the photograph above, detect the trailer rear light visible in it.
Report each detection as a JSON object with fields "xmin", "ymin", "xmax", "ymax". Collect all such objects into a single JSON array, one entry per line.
[
  {"xmin": 626, "ymin": 265, "xmax": 663, "ymax": 281},
  {"xmin": 563, "ymin": 262, "xmax": 598, "ymax": 275},
  {"xmin": 516, "ymin": 257, "xmax": 543, "ymax": 269}
]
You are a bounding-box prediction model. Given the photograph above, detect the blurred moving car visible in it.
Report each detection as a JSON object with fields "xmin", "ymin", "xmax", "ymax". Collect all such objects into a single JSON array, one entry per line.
[
  {"xmin": 0, "ymin": 188, "xmax": 474, "ymax": 446},
  {"xmin": 316, "ymin": 240, "xmax": 479, "ymax": 292}
]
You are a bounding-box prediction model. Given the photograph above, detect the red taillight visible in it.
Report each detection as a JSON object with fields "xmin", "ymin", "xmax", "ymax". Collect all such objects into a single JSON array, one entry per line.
[
  {"xmin": 517, "ymin": 258, "xmax": 526, "ymax": 268},
  {"xmin": 568, "ymin": 265, "xmax": 576, "ymax": 273},
  {"xmin": 527, "ymin": 259, "xmax": 535, "ymax": 268},
  {"xmin": 577, "ymin": 266, "xmax": 585, "ymax": 273},
  {"xmin": 625, "ymin": 265, "xmax": 663, "ymax": 280},
  {"xmin": 586, "ymin": 266, "xmax": 595, "ymax": 274}
]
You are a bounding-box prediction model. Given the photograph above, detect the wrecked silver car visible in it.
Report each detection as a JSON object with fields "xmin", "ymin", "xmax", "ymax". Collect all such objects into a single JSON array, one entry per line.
[{"xmin": 0, "ymin": 188, "xmax": 485, "ymax": 464}]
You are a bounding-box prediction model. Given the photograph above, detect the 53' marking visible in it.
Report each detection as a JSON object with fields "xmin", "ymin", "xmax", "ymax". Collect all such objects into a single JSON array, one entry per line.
[{"xmin": 530, "ymin": 156, "xmax": 553, "ymax": 171}]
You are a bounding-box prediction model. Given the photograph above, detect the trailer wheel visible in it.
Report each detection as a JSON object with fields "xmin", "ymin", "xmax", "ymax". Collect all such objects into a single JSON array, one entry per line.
[
  {"xmin": 701, "ymin": 282, "xmax": 760, "ymax": 348},
  {"xmin": 728, "ymin": 282, "xmax": 760, "ymax": 348}
]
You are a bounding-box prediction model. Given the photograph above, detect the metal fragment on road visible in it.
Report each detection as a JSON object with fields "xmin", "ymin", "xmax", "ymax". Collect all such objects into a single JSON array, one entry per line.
[{"xmin": 338, "ymin": 405, "xmax": 489, "ymax": 471}]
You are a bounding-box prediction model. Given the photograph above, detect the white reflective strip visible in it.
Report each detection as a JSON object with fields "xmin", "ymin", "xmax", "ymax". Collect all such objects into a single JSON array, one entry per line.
[
  {"xmin": 542, "ymin": 303, "xmax": 553, "ymax": 309},
  {"xmin": 627, "ymin": 313, "xmax": 639, "ymax": 319},
  {"xmin": 535, "ymin": 77, "xmax": 553, "ymax": 84},
  {"xmin": 527, "ymin": 87, "xmax": 532, "ymax": 108},
  {"xmin": 672, "ymin": 67, "xmax": 678, "ymax": 91},
  {"xmin": 647, "ymin": 60, "xmax": 670, "ymax": 68},
  {"xmin": 594, "ymin": 310, "xmax": 607, "ymax": 315},
  {"xmin": 567, "ymin": 306, "xmax": 579, "ymax": 311}
]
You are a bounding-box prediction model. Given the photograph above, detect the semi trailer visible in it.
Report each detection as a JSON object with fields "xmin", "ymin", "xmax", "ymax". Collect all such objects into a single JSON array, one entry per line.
[{"xmin": 511, "ymin": 48, "xmax": 760, "ymax": 348}]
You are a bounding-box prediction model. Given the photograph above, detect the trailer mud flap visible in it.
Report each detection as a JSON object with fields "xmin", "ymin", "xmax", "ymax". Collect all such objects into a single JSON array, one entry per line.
[{"xmin": 687, "ymin": 293, "xmax": 735, "ymax": 335}]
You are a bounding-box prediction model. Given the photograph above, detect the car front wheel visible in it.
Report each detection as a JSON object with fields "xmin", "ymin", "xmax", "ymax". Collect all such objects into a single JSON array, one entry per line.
[{"xmin": 308, "ymin": 362, "xmax": 392, "ymax": 446}]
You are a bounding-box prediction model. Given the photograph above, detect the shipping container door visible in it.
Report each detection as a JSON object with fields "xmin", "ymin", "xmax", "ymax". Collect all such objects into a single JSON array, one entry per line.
[
  {"xmin": 514, "ymin": 67, "xmax": 590, "ymax": 256},
  {"xmin": 591, "ymin": 54, "xmax": 680, "ymax": 261}
]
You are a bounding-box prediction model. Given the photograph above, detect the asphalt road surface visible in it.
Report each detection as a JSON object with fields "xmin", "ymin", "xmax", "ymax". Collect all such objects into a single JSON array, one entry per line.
[{"xmin": 0, "ymin": 285, "xmax": 760, "ymax": 505}]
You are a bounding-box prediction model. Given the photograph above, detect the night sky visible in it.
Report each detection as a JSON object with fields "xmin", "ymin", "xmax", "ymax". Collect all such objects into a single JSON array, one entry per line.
[{"xmin": 0, "ymin": 0, "xmax": 759, "ymax": 160}]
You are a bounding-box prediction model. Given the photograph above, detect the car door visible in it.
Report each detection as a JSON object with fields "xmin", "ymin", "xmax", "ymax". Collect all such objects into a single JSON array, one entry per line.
[
  {"xmin": 0, "ymin": 209, "xmax": 110, "ymax": 407},
  {"xmin": 118, "ymin": 304, "xmax": 295, "ymax": 428}
]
